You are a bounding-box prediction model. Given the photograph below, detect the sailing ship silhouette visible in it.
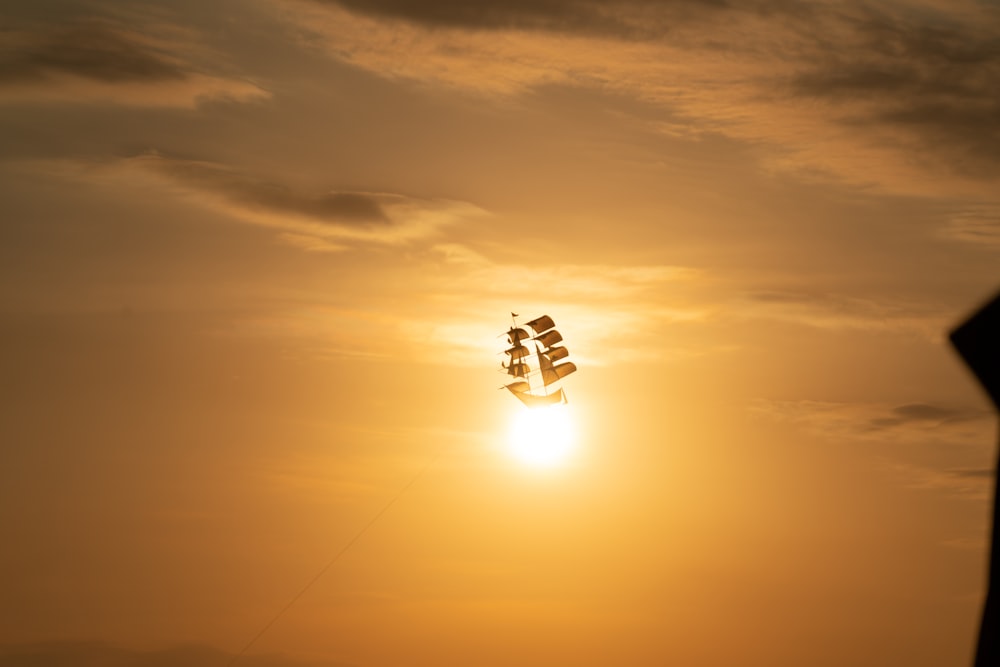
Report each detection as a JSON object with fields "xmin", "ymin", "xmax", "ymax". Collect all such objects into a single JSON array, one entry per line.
[{"xmin": 501, "ymin": 314, "xmax": 577, "ymax": 407}]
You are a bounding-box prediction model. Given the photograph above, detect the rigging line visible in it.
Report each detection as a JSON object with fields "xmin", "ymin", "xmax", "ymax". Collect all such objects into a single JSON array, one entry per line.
[{"xmin": 227, "ymin": 449, "xmax": 445, "ymax": 667}]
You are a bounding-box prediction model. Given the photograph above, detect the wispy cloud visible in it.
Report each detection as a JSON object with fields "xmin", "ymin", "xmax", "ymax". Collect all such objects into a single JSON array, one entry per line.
[
  {"xmin": 22, "ymin": 153, "xmax": 485, "ymax": 251},
  {"xmin": 751, "ymin": 398, "xmax": 992, "ymax": 447},
  {"xmin": 202, "ymin": 239, "xmax": 966, "ymax": 365},
  {"xmin": 196, "ymin": 241, "xmax": 706, "ymax": 366},
  {"xmin": 312, "ymin": 0, "xmax": 802, "ymax": 39},
  {"xmin": 0, "ymin": 13, "xmax": 267, "ymax": 107},
  {"xmin": 408, "ymin": 243, "xmax": 706, "ymax": 366},
  {"xmin": 0, "ymin": 641, "xmax": 350, "ymax": 667},
  {"xmin": 285, "ymin": 0, "xmax": 1000, "ymax": 201},
  {"xmin": 734, "ymin": 289, "xmax": 954, "ymax": 339},
  {"xmin": 879, "ymin": 460, "xmax": 994, "ymax": 500},
  {"xmin": 132, "ymin": 153, "xmax": 485, "ymax": 249},
  {"xmin": 866, "ymin": 403, "xmax": 988, "ymax": 430},
  {"xmin": 751, "ymin": 398, "xmax": 995, "ymax": 498},
  {"xmin": 431, "ymin": 242, "xmax": 700, "ymax": 301},
  {"xmin": 140, "ymin": 154, "xmax": 392, "ymax": 225},
  {"xmin": 944, "ymin": 206, "xmax": 1000, "ymax": 248}
]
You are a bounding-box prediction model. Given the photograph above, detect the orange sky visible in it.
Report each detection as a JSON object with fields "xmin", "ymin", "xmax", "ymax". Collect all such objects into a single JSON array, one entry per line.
[{"xmin": 1, "ymin": 1, "xmax": 998, "ymax": 666}]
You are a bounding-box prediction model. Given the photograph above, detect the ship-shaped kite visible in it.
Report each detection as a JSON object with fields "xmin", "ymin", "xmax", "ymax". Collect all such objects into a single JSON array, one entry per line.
[{"xmin": 501, "ymin": 314, "xmax": 577, "ymax": 407}]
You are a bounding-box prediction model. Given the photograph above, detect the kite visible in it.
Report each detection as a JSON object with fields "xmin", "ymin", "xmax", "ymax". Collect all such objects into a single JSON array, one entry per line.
[{"xmin": 501, "ymin": 314, "xmax": 577, "ymax": 407}]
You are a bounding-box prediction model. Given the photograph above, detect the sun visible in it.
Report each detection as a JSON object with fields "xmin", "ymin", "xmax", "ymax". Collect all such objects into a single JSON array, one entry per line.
[{"xmin": 507, "ymin": 403, "xmax": 576, "ymax": 468}]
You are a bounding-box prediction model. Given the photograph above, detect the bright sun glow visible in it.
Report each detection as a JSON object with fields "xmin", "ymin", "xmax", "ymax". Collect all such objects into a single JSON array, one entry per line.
[{"xmin": 508, "ymin": 404, "xmax": 576, "ymax": 467}]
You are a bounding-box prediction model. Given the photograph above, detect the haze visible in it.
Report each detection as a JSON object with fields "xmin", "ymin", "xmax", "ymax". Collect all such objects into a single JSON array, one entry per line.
[{"xmin": 1, "ymin": 1, "xmax": 998, "ymax": 666}]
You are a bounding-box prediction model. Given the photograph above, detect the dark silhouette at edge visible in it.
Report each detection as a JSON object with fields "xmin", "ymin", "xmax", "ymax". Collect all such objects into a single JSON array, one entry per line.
[{"xmin": 950, "ymin": 289, "xmax": 1000, "ymax": 667}]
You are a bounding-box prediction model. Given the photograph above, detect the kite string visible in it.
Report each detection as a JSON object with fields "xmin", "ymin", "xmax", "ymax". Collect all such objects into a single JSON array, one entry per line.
[{"xmin": 227, "ymin": 451, "xmax": 444, "ymax": 667}]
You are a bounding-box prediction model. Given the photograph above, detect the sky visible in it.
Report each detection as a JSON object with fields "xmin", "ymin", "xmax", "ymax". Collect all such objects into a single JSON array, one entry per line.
[{"xmin": 1, "ymin": 1, "xmax": 999, "ymax": 665}]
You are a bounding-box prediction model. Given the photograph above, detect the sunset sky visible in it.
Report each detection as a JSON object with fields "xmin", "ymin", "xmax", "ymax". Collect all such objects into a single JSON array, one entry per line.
[{"xmin": 1, "ymin": 1, "xmax": 999, "ymax": 666}]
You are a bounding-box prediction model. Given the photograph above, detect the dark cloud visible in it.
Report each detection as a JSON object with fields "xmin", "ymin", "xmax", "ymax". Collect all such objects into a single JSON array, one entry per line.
[
  {"xmin": 949, "ymin": 467, "xmax": 995, "ymax": 479},
  {"xmin": 892, "ymin": 403, "xmax": 964, "ymax": 421},
  {"xmin": 316, "ymin": 0, "xmax": 836, "ymax": 44},
  {"xmin": 324, "ymin": 0, "xmax": 629, "ymax": 34},
  {"xmin": 788, "ymin": 5, "xmax": 1000, "ymax": 176},
  {"xmin": 0, "ymin": 22, "xmax": 188, "ymax": 85},
  {"xmin": 867, "ymin": 403, "xmax": 988, "ymax": 430},
  {"xmin": 316, "ymin": 0, "xmax": 1000, "ymax": 183},
  {"xmin": 142, "ymin": 155, "xmax": 390, "ymax": 225},
  {"xmin": 0, "ymin": 642, "xmax": 350, "ymax": 667},
  {"xmin": 783, "ymin": 4, "xmax": 1000, "ymax": 99},
  {"xmin": 946, "ymin": 208, "xmax": 1000, "ymax": 247},
  {"xmin": 875, "ymin": 102, "xmax": 1000, "ymax": 178},
  {"xmin": 0, "ymin": 6, "xmax": 267, "ymax": 108},
  {"xmin": 320, "ymin": 0, "xmax": 744, "ymax": 37},
  {"xmin": 740, "ymin": 289, "xmax": 944, "ymax": 335}
]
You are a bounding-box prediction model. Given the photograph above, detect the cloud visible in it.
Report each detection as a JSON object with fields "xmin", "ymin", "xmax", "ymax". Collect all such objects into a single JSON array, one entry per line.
[
  {"xmin": 944, "ymin": 206, "xmax": 1000, "ymax": 248},
  {"xmin": 735, "ymin": 289, "xmax": 952, "ymax": 339},
  {"xmin": 407, "ymin": 243, "xmax": 705, "ymax": 366},
  {"xmin": 879, "ymin": 461, "xmax": 994, "ymax": 500},
  {"xmin": 284, "ymin": 0, "xmax": 1000, "ymax": 199},
  {"xmin": 206, "ymin": 241, "xmax": 706, "ymax": 366},
  {"xmin": 783, "ymin": 3, "xmax": 1000, "ymax": 179},
  {"xmin": 431, "ymin": 242, "xmax": 700, "ymax": 301},
  {"xmin": 751, "ymin": 399, "xmax": 995, "ymax": 498},
  {"xmin": 0, "ymin": 641, "xmax": 352, "ymax": 667},
  {"xmin": 948, "ymin": 467, "xmax": 994, "ymax": 479},
  {"xmin": 130, "ymin": 154, "xmax": 484, "ymax": 248},
  {"xmin": 377, "ymin": 244, "xmax": 972, "ymax": 368},
  {"xmin": 141, "ymin": 156, "xmax": 391, "ymax": 225},
  {"xmin": 313, "ymin": 0, "xmax": 768, "ymax": 39},
  {"xmin": 0, "ymin": 21, "xmax": 187, "ymax": 84},
  {"xmin": 867, "ymin": 402, "xmax": 985, "ymax": 429},
  {"xmin": 316, "ymin": 0, "xmax": 797, "ymax": 38},
  {"xmin": 0, "ymin": 15, "xmax": 267, "ymax": 107},
  {"xmin": 751, "ymin": 398, "xmax": 993, "ymax": 447},
  {"xmin": 22, "ymin": 154, "xmax": 485, "ymax": 251},
  {"xmin": 321, "ymin": 0, "xmax": 626, "ymax": 34}
]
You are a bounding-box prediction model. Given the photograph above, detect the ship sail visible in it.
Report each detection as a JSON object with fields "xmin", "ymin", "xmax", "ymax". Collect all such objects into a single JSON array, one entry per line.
[
  {"xmin": 500, "ymin": 314, "xmax": 576, "ymax": 408},
  {"xmin": 546, "ymin": 346, "xmax": 569, "ymax": 362},
  {"xmin": 525, "ymin": 315, "xmax": 555, "ymax": 334},
  {"xmin": 504, "ymin": 361, "xmax": 529, "ymax": 378},
  {"xmin": 537, "ymin": 345, "xmax": 577, "ymax": 387},
  {"xmin": 507, "ymin": 327, "xmax": 529, "ymax": 344},
  {"xmin": 533, "ymin": 329, "xmax": 563, "ymax": 349},
  {"xmin": 505, "ymin": 344, "xmax": 531, "ymax": 360}
]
